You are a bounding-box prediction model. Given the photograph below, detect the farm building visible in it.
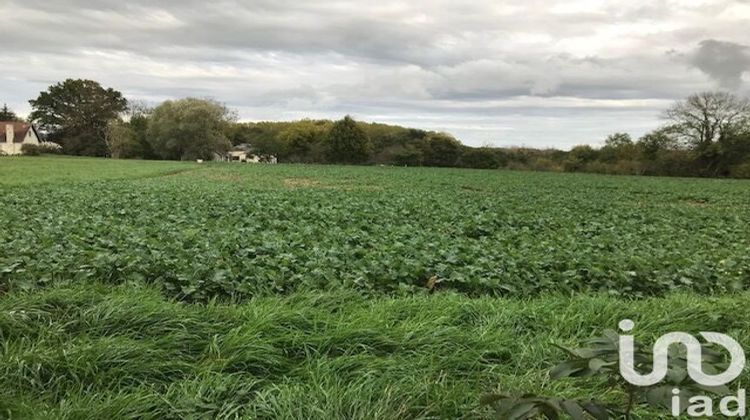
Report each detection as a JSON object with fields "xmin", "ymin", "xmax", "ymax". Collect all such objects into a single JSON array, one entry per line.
[
  {"xmin": 0, "ymin": 122, "xmax": 41, "ymax": 155},
  {"xmin": 218, "ymin": 143, "xmax": 277, "ymax": 163}
]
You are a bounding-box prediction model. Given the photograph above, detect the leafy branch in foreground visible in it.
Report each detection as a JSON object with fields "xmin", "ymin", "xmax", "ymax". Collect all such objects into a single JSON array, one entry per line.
[
  {"xmin": 482, "ymin": 329, "xmax": 733, "ymax": 419},
  {"xmin": 480, "ymin": 393, "xmax": 611, "ymax": 420}
]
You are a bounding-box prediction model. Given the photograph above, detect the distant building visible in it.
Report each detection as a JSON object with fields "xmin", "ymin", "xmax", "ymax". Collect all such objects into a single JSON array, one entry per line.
[
  {"xmin": 0, "ymin": 122, "xmax": 41, "ymax": 155},
  {"xmin": 217, "ymin": 143, "xmax": 277, "ymax": 164}
]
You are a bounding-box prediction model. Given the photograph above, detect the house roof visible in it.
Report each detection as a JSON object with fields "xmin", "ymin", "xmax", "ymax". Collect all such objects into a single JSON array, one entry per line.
[{"xmin": 0, "ymin": 122, "xmax": 35, "ymax": 143}]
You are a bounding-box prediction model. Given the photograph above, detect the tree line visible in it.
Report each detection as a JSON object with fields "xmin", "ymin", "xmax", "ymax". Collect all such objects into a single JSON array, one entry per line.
[{"xmin": 3, "ymin": 78, "xmax": 750, "ymax": 178}]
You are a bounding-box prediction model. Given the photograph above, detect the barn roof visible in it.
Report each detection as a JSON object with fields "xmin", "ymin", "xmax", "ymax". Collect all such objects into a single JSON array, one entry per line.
[{"xmin": 0, "ymin": 122, "xmax": 36, "ymax": 143}]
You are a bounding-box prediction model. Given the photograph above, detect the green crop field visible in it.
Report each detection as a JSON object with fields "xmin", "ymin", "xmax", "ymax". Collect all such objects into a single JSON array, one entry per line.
[{"xmin": 1, "ymin": 156, "xmax": 749, "ymax": 419}]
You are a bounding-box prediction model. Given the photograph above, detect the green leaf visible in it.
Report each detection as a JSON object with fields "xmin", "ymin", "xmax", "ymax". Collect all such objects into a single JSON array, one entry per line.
[
  {"xmin": 550, "ymin": 360, "xmax": 587, "ymax": 379},
  {"xmin": 561, "ymin": 400, "xmax": 586, "ymax": 420},
  {"xmin": 646, "ymin": 385, "xmax": 673, "ymax": 409},
  {"xmin": 582, "ymin": 402, "xmax": 610, "ymax": 420},
  {"xmin": 506, "ymin": 402, "xmax": 538, "ymax": 420},
  {"xmin": 480, "ymin": 393, "xmax": 509, "ymax": 406},
  {"xmin": 588, "ymin": 358, "xmax": 613, "ymax": 372}
]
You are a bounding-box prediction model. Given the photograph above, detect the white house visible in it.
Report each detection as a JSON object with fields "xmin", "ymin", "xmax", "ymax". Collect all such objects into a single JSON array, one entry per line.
[
  {"xmin": 0, "ymin": 122, "xmax": 41, "ymax": 155},
  {"xmin": 228, "ymin": 148, "xmax": 261, "ymax": 163},
  {"xmin": 218, "ymin": 143, "xmax": 278, "ymax": 163}
]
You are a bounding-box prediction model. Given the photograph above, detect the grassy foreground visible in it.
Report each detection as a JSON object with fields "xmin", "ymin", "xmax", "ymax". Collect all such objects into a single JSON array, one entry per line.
[
  {"xmin": 1, "ymin": 156, "xmax": 750, "ymax": 419},
  {"xmin": 3, "ymin": 283, "xmax": 750, "ymax": 419}
]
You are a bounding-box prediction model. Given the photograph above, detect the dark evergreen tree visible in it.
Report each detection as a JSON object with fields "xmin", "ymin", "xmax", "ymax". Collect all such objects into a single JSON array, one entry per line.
[{"xmin": 0, "ymin": 104, "xmax": 19, "ymax": 121}]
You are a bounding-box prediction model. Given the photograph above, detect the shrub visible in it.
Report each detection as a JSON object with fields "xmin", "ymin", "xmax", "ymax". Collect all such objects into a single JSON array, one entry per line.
[
  {"xmin": 21, "ymin": 143, "xmax": 41, "ymax": 156},
  {"xmin": 527, "ymin": 157, "xmax": 563, "ymax": 172},
  {"xmin": 377, "ymin": 144, "xmax": 423, "ymax": 166},
  {"xmin": 610, "ymin": 160, "xmax": 644, "ymax": 175},
  {"xmin": 458, "ymin": 147, "xmax": 501, "ymax": 169},
  {"xmin": 38, "ymin": 142, "xmax": 63, "ymax": 154},
  {"xmin": 729, "ymin": 161, "xmax": 750, "ymax": 179},
  {"xmin": 21, "ymin": 143, "xmax": 63, "ymax": 156}
]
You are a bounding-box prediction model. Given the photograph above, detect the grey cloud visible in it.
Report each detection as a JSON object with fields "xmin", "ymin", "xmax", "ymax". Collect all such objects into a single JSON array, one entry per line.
[
  {"xmin": 2, "ymin": 0, "xmax": 748, "ymax": 147},
  {"xmin": 689, "ymin": 39, "xmax": 750, "ymax": 89}
]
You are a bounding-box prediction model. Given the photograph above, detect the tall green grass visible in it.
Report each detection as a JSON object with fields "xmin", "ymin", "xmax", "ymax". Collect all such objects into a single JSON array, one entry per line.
[{"xmin": 2, "ymin": 282, "xmax": 749, "ymax": 418}]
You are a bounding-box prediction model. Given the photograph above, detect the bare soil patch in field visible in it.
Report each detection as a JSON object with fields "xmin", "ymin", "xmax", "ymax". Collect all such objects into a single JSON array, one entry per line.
[{"xmin": 284, "ymin": 177, "xmax": 324, "ymax": 188}]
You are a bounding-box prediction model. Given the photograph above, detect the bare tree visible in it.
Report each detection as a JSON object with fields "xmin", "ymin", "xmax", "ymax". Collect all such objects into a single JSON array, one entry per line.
[
  {"xmin": 663, "ymin": 91, "xmax": 750, "ymax": 150},
  {"xmin": 124, "ymin": 99, "xmax": 154, "ymax": 121}
]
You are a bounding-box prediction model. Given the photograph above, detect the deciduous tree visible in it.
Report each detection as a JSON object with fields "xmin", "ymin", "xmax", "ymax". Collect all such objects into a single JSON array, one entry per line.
[
  {"xmin": 107, "ymin": 122, "xmax": 142, "ymax": 159},
  {"xmin": 147, "ymin": 98, "xmax": 233, "ymax": 161},
  {"xmin": 604, "ymin": 132, "xmax": 633, "ymax": 148},
  {"xmin": 421, "ymin": 132, "xmax": 462, "ymax": 167},
  {"xmin": 29, "ymin": 79, "xmax": 127, "ymax": 156},
  {"xmin": 637, "ymin": 128, "xmax": 679, "ymax": 160},
  {"xmin": 326, "ymin": 116, "xmax": 372, "ymax": 164},
  {"xmin": 664, "ymin": 91, "xmax": 750, "ymax": 150}
]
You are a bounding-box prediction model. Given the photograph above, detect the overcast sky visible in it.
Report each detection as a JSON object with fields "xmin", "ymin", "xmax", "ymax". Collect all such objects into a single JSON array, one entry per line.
[{"xmin": 2, "ymin": 0, "xmax": 749, "ymax": 148}]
